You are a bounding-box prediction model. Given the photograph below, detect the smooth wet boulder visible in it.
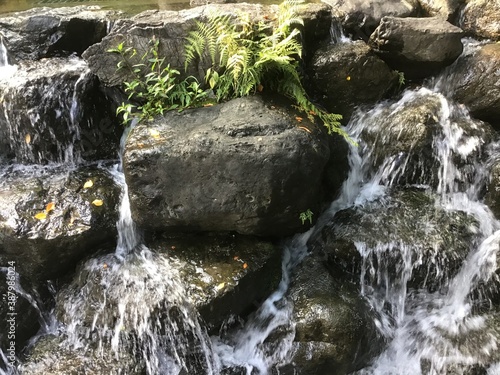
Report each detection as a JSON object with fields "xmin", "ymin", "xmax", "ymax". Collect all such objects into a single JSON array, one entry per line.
[
  {"xmin": 124, "ymin": 95, "xmax": 347, "ymax": 237},
  {"xmin": 352, "ymin": 89, "xmax": 495, "ymax": 188},
  {"xmin": 0, "ymin": 6, "xmax": 121, "ymax": 63},
  {"xmin": 0, "ymin": 57, "xmax": 120, "ymax": 164},
  {"xmin": 368, "ymin": 16, "xmax": 464, "ymax": 79},
  {"xmin": 83, "ymin": 3, "xmax": 333, "ymax": 87},
  {"xmin": 308, "ymin": 189, "xmax": 479, "ymax": 291},
  {"xmin": 273, "ymin": 255, "xmax": 383, "ymax": 374},
  {"xmin": 323, "ymin": 0, "xmax": 420, "ymax": 40},
  {"xmin": 418, "ymin": 0, "xmax": 463, "ymax": 20},
  {"xmin": 461, "ymin": 0, "xmax": 500, "ymax": 41},
  {"xmin": 309, "ymin": 40, "xmax": 398, "ymax": 119},
  {"xmin": 449, "ymin": 43, "xmax": 500, "ymax": 128},
  {"xmin": 0, "ymin": 165, "xmax": 120, "ymax": 281}
]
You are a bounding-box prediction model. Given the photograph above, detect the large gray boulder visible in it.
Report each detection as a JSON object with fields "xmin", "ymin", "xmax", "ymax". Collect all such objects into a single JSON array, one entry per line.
[
  {"xmin": 323, "ymin": 0, "xmax": 420, "ymax": 40},
  {"xmin": 307, "ymin": 189, "xmax": 479, "ymax": 291},
  {"xmin": 83, "ymin": 3, "xmax": 333, "ymax": 87},
  {"xmin": 0, "ymin": 165, "xmax": 120, "ymax": 281},
  {"xmin": 123, "ymin": 95, "xmax": 348, "ymax": 238},
  {"xmin": 449, "ymin": 43, "xmax": 500, "ymax": 128},
  {"xmin": 0, "ymin": 6, "xmax": 121, "ymax": 62},
  {"xmin": 0, "ymin": 57, "xmax": 120, "ymax": 164},
  {"xmin": 369, "ymin": 16, "xmax": 464, "ymax": 79},
  {"xmin": 274, "ymin": 254, "xmax": 383, "ymax": 375},
  {"xmin": 309, "ymin": 40, "xmax": 398, "ymax": 120},
  {"xmin": 461, "ymin": 0, "xmax": 500, "ymax": 40}
]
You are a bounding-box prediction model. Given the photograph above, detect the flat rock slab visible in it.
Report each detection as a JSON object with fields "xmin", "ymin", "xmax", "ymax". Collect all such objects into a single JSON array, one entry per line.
[{"xmin": 123, "ymin": 95, "xmax": 333, "ymax": 238}]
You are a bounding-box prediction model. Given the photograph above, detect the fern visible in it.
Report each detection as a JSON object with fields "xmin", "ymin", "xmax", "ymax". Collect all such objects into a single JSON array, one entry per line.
[{"xmin": 184, "ymin": 0, "xmax": 347, "ymax": 139}]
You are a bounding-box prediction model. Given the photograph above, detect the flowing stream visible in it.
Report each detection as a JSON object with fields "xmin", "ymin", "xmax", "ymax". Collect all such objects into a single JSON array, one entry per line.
[{"xmin": 1, "ymin": 28, "xmax": 500, "ymax": 375}]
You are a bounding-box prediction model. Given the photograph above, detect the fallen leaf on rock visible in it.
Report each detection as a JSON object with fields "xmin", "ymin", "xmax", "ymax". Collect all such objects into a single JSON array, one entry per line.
[
  {"xmin": 243, "ymin": 263, "xmax": 248, "ymax": 269},
  {"xmin": 346, "ymin": 76, "xmax": 351, "ymax": 81},
  {"xmin": 92, "ymin": 199, "xmax": 103, "ymax": 207},
  {"xmin": 25, "ymin": 134, "xmax": 31, "ymax": 144},
  {"xmin": 83, "ymin": 180, "xmax": 93, "ymax": 189},
  {"xmin": 298, "ymin": 126, "xmax": 311, "ymax": 133},
  {"xmin": 45, "ymin": 202, "xmax": 55, "ymax": 212},
  {"xmin": 295, "ymin": 116, "xmax": 303, "ymax": 123},
  {"xmin": 103, "ymin": 263, "xmax": 108, "ymax": 269},
  {"xmin": 149, "ymin": 129, "xmax": 161, "ymax": 139},
  {"xmin": 216, "ymin": 282, "xmax": 225, "ymax": 290},
  {"xmin": 233, "ymin": 256, "xmax": 239, "ymax": 261},
  {"xmin": 34, "ymin": 212, "xmax": 47, "ymax": 220}
]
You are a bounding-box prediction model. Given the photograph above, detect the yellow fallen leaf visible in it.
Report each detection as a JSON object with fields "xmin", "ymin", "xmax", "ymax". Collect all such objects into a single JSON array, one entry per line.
[
  {"xmin": 92, "ymin": 199, "xmax": 103, "ymax": 206},
  {"xmin": 298, "ymin": 126, "xmax": 312, "ymax": 134},
  {"xmin": 25, "ymin": 134, "xmax": 31, "ymax": 144},
  {"xmin": 34, "ymin": 212, "xmax": 47, "ymax": 220},
  {"xmin": 45, "ymin": 202, "xmax": 55, "ymax": 212},
  {"xmin": 346, "ymin": 76, "xmax": 351, "ymax": 81},
  {"xmin": 149, "ymin": 129, "xmax": 161, "ymax": 139},
  {"xmin": 83, "ymin": 180, "xmax": 93, "ymax": 189},
  {"xmin": 243, "ymin": 263, "xmax": 248, "ymax": 269},
  {"xmin": 216, "ymin": 282, "xmax": 225, "ymax": 290}
]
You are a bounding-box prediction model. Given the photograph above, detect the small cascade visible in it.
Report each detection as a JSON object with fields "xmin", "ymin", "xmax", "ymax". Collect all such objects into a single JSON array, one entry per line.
[
  {"xmin": 0, "ymin": 37, "xmax": 9, "ymax": 67},
  {"xmin": 0, "ymin": 57, "xmax": 97, "ymax": 164}
]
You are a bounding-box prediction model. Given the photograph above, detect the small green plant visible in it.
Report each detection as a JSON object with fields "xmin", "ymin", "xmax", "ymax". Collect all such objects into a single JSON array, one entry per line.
[
  {"xmin": 184, "ymin": 0, "xmax": 347, "ymax": 138},
  {"xmin": 299, "ymin": 209, "xmax": 313, "ymax": 225},
  {"xmin": 396, "ymin": 70, "xmax": 405, "ymax": 88},
  {"xmin": 109, "ymin": 39, "xmax": 209, "ymax": 125}
]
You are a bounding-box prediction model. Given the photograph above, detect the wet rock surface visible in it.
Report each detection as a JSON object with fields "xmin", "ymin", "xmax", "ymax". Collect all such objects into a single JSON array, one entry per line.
[
  {"xmin": 310, "ymin": 40, "xmax": 398, "ymax": 119},
  {"xmin": 275, "ymin": 255, "xmax": 383, "ymax": 375},
  {"xmin": 354, "ymin": 89, "xmax": 495, "ymax": 188},
  {"xmin": 369, "ymin": 16, "xmax": 464, "ymax": 79},
  {"xmin": 450, "ymin": 43, "xmax": 500, "ymax": 128},
  {"xmin": 308, "ymin": 189, "xmax": 479, "ymax": 290},
  {"xmin": 124, "ymin": 95, "xmax": 343, "ymax": 238},
  {"xmin": 0, "ymin": 6, "xmax": 121, "ymax": 62},
  {"xmin": 0, "ymin": 57, "xmax": 120, "ymax": 164},
  {"xmin": 0, "ymin": 165, "xmax": 121, "ymax": 281},
  {"xmin": 323, "ymin": 0, "xmax": 420, "ymax": 40}
]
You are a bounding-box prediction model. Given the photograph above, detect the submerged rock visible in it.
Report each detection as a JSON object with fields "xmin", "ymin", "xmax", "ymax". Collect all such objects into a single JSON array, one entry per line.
[
  {"xmin": 368, "ymin": 16, "xmax": 464, "ymax": 79},
  {"xmin": 310, "ymin": 40, "xmax": 398, "ymax": 120},
  {"xmin": 0, "ymin": 165, "xmax": 120, "ymax": 281},
  {"xmin": 449, "ymin": 43, "xmax": 500, "ymax": 128},
  {"xmin": 274, "ymin": 255, "xmax": 383, "ymax": 374},
  {"xmin": 0, "ymin": 57, "xmax": 120, "ymax": 164},
  {"xmin": 124, "ymin": 95, "xmax": 346, "ymax": 238},
  {"xmin": 0, "ymin": 6, "xmax": 121, "ymax": 63},
  {"xmin": 308, "ymin": 189, "xmax": 479, "ymax": 291}
]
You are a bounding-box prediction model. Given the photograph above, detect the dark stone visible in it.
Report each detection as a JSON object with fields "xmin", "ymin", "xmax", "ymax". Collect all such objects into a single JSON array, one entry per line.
[
  {"xmin": 368, "ymin": 16, "xmax": 464, "ymax": 79},
  {"xmin": 0, "ymin": 57, "xmax": 120, "ymax": 164},
  {"xmin": 309, "ymin": 40, "xmax": 398, "ymax": 120},
  {"xmin": 450, "ymin": 44, "xmax": 500, "ymax": 128},
  {"xmin": 0, "ymin": 6, "xmax": 121, "ymax": 62},
  {"xmin": 274, "ymin": 255, "xmax": 383, "ymax": 374},
  {"xmin": 0, "ymin": 165, "xmax": 121, "ymax": 282},
  {"xmin": 148, "ymin": 233, "xmax": 282, "ymax": 330},
  {"xmin": 123, "ymin": 95, "xmax": 347, "ymax": 238},
  {"xmin": 352, "ymin": 89, "xmax": 495, "ymax": 189},
  {"xmin": 308, "ymin": 189, "xmax": 479, "ymax": 291},
  {"xmin": 323, "ymin": 0, "xmax": 421, "ymax": 41}
]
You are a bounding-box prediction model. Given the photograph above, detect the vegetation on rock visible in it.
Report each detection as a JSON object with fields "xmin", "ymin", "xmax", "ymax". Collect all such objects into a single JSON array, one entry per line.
[{"xmin": 109, "ymin": 0, "xmax": 347, "ymax": 139}]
